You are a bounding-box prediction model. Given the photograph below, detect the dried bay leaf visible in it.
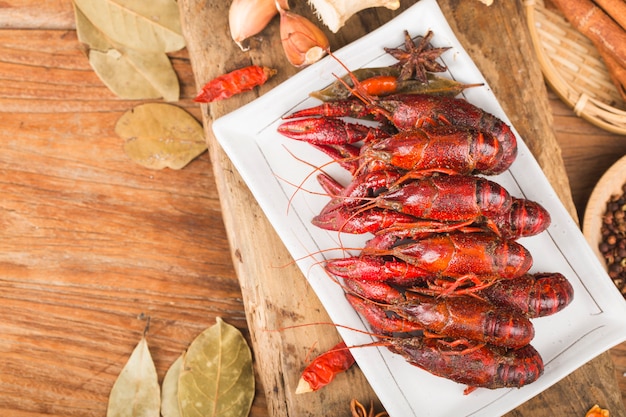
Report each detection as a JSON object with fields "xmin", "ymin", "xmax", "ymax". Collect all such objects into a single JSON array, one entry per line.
[
  {"xmin": 161, "ymin": 355, "xmax": 184, "ymax": 417},
  {"xmin": 107, "ymin": 336, "xmax": 160, "ymax": 417},
  {"xmin": 73, "ymin": 4, "xmax": 110, "ymax": 51},
  {"xmin": 73, "ymin": 6, "xmax": 180, "ymax": 101},
  {"xmin": 116, "ymin": 103, "xmax": 206, "ymax": 170},
  {"xmin": 72, "ymin": 0, "xmax": 185, "ymax": 53},
  {"xmin": 178, "ymin": 317, "xmax": 254, "ymax": 417},
  {"xmin": 88, "ymin": 47, "xmax": 180, "ymax": 101}
]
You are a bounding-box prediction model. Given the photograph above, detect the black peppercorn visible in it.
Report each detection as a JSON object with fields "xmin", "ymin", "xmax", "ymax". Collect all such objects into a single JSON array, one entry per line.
[{"xmin": 599, "ymin": 186, "xmax": 626, "ymax": 299}]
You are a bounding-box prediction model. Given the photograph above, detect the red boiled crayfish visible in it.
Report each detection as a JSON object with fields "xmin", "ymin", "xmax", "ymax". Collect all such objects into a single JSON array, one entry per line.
[
  {"xmin": 314, "ymin": 171, "xmax": 518, "ymax": 236},
  {"xmin": 357, "ymin": 194, "xmax": 552, "ymax": 240},
  {"xmin": 344, "ymin": 272, "xmax": 574, "ymax": 320},
  {"xmin": 278, "ymin": 119, "xmax": 512, "ymax": 176},
  {"xmin": 314, "ymin": 170, "xmax": 551, "ymax": 238},
  {"xmin": 345, "ymin": 291, "xmax": 535, "ymax": 349},
  {"xmin": 360, "ymin": 124, "xmax": 512, "ymax": 175},
  {"xmin": 283, "ymin": 92, "xmax": 518, "ymax": 172},
  {"xmin": 325, "ymin": 231, "xmax": 532, "ymax": 290},
  {"xmin": 388, "ymin": 336, "xmax": 543, "ymax": 393},
  {"xmin": 363, "ymin": 231, "xmax": 533, "ymax": 280},
  {"xmin": 314, "ymin": 188, "xmax": 551, "ymax": 239},
  {"xmin": 356, "ymin": 173, "xmax": 511, "ymax": 225}
]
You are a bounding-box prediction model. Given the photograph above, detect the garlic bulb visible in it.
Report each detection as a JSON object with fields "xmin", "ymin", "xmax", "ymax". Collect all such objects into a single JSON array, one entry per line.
[
  {"xmin": 307, "ymin": 0, "xmax": 400, "ymax": 33},
  {"xmin": 279, "ymin": 7, "xmax": 330, "ymax": 68}
]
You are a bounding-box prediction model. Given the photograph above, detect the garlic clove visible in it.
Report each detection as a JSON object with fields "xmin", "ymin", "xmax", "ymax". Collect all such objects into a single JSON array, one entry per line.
[
  {"xmin": 229, "ymin": 0, "xmax": 279, "ymax": 51},
  {"xmin": 279, "ymin": 8, "xmax": 330, "ymax": 68},
  {"xmin": 307, "ymin": 0, "xmax": 400, "ymax": 33}
]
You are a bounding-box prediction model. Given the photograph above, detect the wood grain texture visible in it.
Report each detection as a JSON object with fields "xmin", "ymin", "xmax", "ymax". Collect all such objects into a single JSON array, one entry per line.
[
  {"xmin": 0, "ymin": 0, "xmax": 74, "ymax": 29},
  {"xmin": 0, "ymin": 5, "xmax": 267, "ymax": 416},
  {"xmin": 0, "ymin": 0, "xmax": 625, "ymax": 415}
]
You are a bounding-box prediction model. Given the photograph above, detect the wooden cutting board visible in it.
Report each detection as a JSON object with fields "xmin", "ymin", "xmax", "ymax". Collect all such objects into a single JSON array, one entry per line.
[{"xmin": 177, "ymin": 0, "xmax": 626, "ymax": 415}]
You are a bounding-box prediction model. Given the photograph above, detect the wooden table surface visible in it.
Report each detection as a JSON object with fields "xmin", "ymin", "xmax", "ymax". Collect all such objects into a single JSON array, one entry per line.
[{"xmin": 1, "ymin": 0, "xmax": 626, "ymax": 416}]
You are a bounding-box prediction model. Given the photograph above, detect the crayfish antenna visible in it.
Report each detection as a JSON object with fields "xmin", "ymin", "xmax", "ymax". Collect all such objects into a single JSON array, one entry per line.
[
  {"xmin": 274, "ymin": 172, "xmax": 330, "ymax": 198},
  {"xmin": 327, "ymin": 50, "xmax": 393, "ymax": 121},
  {"xmin": 279, "ymin": 145, "xmax": 342, "ymax": 214},
  {"xmin": 393, "ymin": 168, "xmax": 459, "ymax": 185},
  {"xmin": 301, "ymin": 246, "xmax": 364, "ymax": 263},
  {"xmin": 433, "ymin": 337, "xmax": 487, "ymax": 356},
  {"xmin": 378, "ymin": 219, "xmax": 477, "ymax": 237},
  {"xmin": 271, "ymin": 320, "xmax": 395, "ymax": 343},
  {"xmin": 432, "ymin": 274, "xmax": 497, "ymax": 299}
]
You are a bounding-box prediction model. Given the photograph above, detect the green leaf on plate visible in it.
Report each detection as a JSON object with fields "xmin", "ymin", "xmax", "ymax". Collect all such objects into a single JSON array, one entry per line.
[
  {"xmin": 72, "ymin": 0, "xmax": 185, "ymax": 53},
  {"xmin": 106, "ymin": 336, "xmax": 160, "ymax": 417},
  {"xmin": 161, "ymin": 354, "xmax": 184, "ymax": 417},
  {"xmin": 116, "ymin": 103, "xmax": 206, "ymax": 170},
  {"xmin": 178, "ymin": 317, "xmax": 255, "ymax": 417},
  {"xmin": 73, "ymin": 5, "xmax": 180, "ymax": 101}
]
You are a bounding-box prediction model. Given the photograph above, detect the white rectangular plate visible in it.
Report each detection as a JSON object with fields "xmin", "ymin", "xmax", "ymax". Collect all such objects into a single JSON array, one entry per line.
[{"xmin": 212, "ymin": 1, "xmax": 626, "ymax": 415}]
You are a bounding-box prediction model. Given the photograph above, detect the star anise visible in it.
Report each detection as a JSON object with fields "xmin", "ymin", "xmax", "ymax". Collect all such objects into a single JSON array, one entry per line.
[{"xmin": 384, "ymin": 30, "xmax": 451, "ymax": 84}]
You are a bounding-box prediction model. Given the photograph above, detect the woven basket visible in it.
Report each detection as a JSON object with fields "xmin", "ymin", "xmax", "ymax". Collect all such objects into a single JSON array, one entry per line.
[{"xmin": 525, "ymin": 0, "xmax": 626, "ymax": 135}]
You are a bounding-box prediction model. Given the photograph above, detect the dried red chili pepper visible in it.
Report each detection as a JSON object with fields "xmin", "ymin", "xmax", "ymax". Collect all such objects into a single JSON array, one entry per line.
[
  {"xmin": 360, "ymin": 75, "xmax": 399, "ymax": 96},
  {"xmin": 295, "ymin": 341, "xmax": 356, "ymax": 394},
  {"xmin": 193, "ymin": 65, "xmax": 277, "ymax": 103}
]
